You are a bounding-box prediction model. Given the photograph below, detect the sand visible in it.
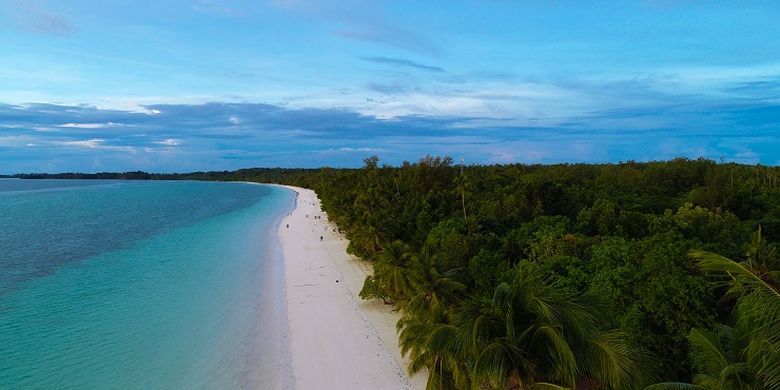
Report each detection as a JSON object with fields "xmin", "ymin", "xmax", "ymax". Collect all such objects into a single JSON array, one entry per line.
[{"xmin": 277, "ymin": 185, "xmax": 427, "ymax": 390}]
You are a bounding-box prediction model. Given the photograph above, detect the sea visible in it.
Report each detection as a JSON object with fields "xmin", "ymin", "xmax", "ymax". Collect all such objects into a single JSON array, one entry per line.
[{"xmin": 0, "ymin": 179, "xmax": 295, "ymax": 389}]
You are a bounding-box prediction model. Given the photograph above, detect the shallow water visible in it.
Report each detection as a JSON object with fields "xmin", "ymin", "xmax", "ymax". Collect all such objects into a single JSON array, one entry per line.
[{"xmin": 0, "ymin": 179, "xmax": 294, "ymax": 389}]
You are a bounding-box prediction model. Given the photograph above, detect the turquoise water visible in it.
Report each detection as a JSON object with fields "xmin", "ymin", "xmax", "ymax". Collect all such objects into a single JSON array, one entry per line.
[{"xmin": 0, "ymin": 179, "xmax": 295, "ymax": 389}]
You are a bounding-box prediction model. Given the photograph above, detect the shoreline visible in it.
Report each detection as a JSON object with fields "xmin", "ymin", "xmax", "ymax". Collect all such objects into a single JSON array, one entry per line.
[{"xmin": 276, "ymin": 185, "xmax": 427, "ymax": 390}]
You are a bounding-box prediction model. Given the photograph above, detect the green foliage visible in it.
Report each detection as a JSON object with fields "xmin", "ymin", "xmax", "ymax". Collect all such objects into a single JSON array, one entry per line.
[
  {"xmin": 651, "ymin": 203, "xmax": 749, "ymax": 258},
  {"xmin": 689, "ymin": 250, "xmax": 780, "ymax": 389},
  {"xmin": 459, "ymin": 262, "xmax": 655, "ymax": 389},
  {"xmin": 372, "ymin": 240, "xmax": 416, "ymax": 301},
  {"xmin": 403, "ymin": 252, "xmax": 466, "ymax": 316},
  {"xmin": 295, "ymin": 157, "xmax": 780, "ymax": 387},
  {"xmin": 468, "ymin": 248, "xmax": 511, "ymax": 292},
  {"xmin": 423, "ymin": 218, "xmax": 471, "ymax": 270},
  {"xmin": 359, "ymin": 275, "xmax": 389, "ymax": 303},
  {"xmin": 588, "ymin": 233, "xmax": 718, "ymax": 377},
  {"xmin": 646, "ymin": 246, "xmax": 780, "ymax": 390}
]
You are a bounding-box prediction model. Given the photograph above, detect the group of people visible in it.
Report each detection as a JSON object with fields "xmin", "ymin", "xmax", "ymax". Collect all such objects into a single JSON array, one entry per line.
[{"xmin": 289, "ymin": 198, "xmax": 330, "ymax": 242}]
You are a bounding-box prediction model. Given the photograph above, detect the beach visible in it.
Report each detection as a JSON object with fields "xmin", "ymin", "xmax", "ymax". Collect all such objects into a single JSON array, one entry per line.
[{"xmin": 278, "ymin": 186, "xmax": 427, "ymax": 390}]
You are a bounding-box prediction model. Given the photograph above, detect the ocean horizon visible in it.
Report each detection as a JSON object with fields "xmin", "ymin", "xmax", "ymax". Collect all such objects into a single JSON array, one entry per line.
[{"xmin": 0, "ymin": 179, "xmax": 295, "ymax": 389}]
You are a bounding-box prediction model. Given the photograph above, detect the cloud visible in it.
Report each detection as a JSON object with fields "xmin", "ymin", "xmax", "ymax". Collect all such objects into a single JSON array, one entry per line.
[
  {"xmin": 361, "ymin": 56, "xmax": 444, "ymax": 73},
  {"xmin": 62, "ymin": 139, "xmax": 104, "ymax": 148},
  {"xmin": 58, "ymin": 122, "xmax": 120, "ymax": 129},
  {"xmin": 3, "ymin": 2, "xmax": 76, "ymax": 36},
  {"xmin": 154, "ymin": 138, "xmax": 181, "ymax": 146},
  {"xmin": 0, "ymin": 98, "xmax": 778, "ymax": 173},
  {"xmin": 320, "ymin": 146, "xmax": 386, "ymax": 154},
  {"xmin": 271, "ymin": 0, "xmax": 442, "ymax": 55}
]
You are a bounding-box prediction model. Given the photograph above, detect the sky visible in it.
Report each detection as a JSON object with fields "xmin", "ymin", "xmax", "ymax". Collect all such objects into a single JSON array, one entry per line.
[{"xmin": 0, "ymin": 0, "xmax": 779, "ymax": 173}]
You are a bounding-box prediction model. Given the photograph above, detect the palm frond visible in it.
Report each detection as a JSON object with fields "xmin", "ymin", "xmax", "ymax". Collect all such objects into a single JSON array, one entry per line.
[
  {"xmin": 530, "ymin": 325, "xmax": 577, "ymax": 386},
  {"xmin": 644, "ymin": 383, "xmax": 706, "ymax": 390},
  {"xmin": 690, "ymin": 249, "xmax": 780, "ymax": 389},
  {"xmin": 687, "ymin": 328, "xmax": 728, "ymax": 377},
  {"xmin": 530, "ymin": 382, "xmax": 571, "ymax": 390},
  {"xmin": 690, "ymin": 250, "xmax": 780, "ymax": 298},
  {"xmin": 582, "ymin": 329, "xmax": 655, "ymax": 389}
]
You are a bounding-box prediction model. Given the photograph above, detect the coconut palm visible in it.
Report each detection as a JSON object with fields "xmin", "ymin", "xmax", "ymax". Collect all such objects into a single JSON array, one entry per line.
[
  {"xmin": 396, "ymin": 252, "xmax": 469, "ymax": 389},
  {"xmin": 644, "ymin": 321, "xmax": 758, "ymax": 390},
  {"xmin": 742, "ymin": 226, "xmax": 780, "ymax": 289},
  {"xmin": 453, "ymin": 172, "xmax": 469, "ymax": 231},
  {"xmin": 460, "ymin": 263, "xmax": 652, "ymax": 389},
  {"xmin": 373, "ymin": 240, "xmax": 415, "ymax": 301},
  {"xmin": 403, "ymin": 252, "xmax": 466, "ymax": 315},
  {"xmin": 689, "ymin": 249, "xmax": 780, "ymax": 390},
  {"xmin": 397, "ymin": 306, "xmax": 470, "ymax": 390},
  {"xmin": 647, "ymin": 247, "xmax": 780, "ymax": 390},
  {"xmin": 457, "ymin": 283, "xmax": 533, "ymax": 389}
]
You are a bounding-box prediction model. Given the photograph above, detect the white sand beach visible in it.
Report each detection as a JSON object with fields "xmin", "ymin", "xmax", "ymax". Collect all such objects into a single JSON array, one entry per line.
[{"xmin": 278, "ymin": 186, "xmax": 427, "ymax": 390}]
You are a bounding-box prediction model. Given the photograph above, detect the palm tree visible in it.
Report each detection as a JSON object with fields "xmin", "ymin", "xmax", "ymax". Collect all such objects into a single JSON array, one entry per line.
[
  {"xmin": 689, "ymin": 249, "xmax": 780, "ymax": 390},
  {"xmin": 742, "ymin": 226, "xmax": 780, "ymax": 289},
  {"xmin": 403, "ymin": 252, "xmax": 466, "ymax": 316},
  {"xmin": 374, "ymin": 240, "xmax": 415, "ymax": 301},
  {"xmin": 395, "ymin": 252, "xmax": 469, "ymax": 389},
  {"xmin": 453, "ymin": 172, "xmax": 469, "ymax": 233},
  {"xmin": 647, "ymin": 245, "xmax": 780, "ymax": 390},
  {"xmin": 645, "ymin": 322, "xmax": 757, "ymax": 390},
  {"xmin": 397, "ymin": 306, "xmax": 470, "ymax": 390},
  {"xmin": 348, "ymin": 223, "xmax": 383, "ymax": 259},
  {"xmin": 460, "ymin": 263, "xmax": 652, "ymax": 389},
  {"xmin": 457, "ymin": 283, "xmax": 532, "ymax": 389}
]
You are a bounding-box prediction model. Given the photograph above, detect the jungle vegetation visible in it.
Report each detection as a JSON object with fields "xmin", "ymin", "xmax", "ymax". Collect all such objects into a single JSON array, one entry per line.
[{"xmin": 289, "ymin": 157, "xmax": 780, "ymax": 390}]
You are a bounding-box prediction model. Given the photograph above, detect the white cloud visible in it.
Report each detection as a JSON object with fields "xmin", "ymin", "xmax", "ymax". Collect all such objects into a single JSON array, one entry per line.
[
  {"xmin": 32, "ymin": 126, "xmax": 59, "ymax": 132},
  {"xmin": 0, "ymin": 135, "xmax": 35, "ymax": 147},
  {"xmin": 351, "ymin": 80, "xmax": 593, "ymax": 121},
  {"xmin": 63, "ymin": 139, "xmax": 104, "ymax": 148},
  {"xmin": 93, "ymin": 100, "xmax": 162, "ymax": 115},
  {"xmin": 153, "ymin": 138, "xmax": 181, "ymax": 146},
  {"xmin": 320, "ymin": 146, "xmax": 385, "ymax": 154},
  {"xmin": 58, "ymin": 122, "xmax": 120, "ymax": 129},
  {"xmin": 59, "ymin": 138, "xmax": 137, "ymax": 152}
]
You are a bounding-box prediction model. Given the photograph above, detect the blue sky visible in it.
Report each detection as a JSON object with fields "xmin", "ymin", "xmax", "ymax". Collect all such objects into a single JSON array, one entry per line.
[{"xmin": 1, "ymin": 0, "xmax": 779, "ymax": 173}]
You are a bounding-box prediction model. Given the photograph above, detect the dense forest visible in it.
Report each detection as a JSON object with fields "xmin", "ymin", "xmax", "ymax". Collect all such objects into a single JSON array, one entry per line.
[
  {"xmin": 10, "ymin": 157, "xmax": 780, "ymax": 389},
  {"xmin": 286, "ymin": 157, "xmax": 780, "ymax": 390}
]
